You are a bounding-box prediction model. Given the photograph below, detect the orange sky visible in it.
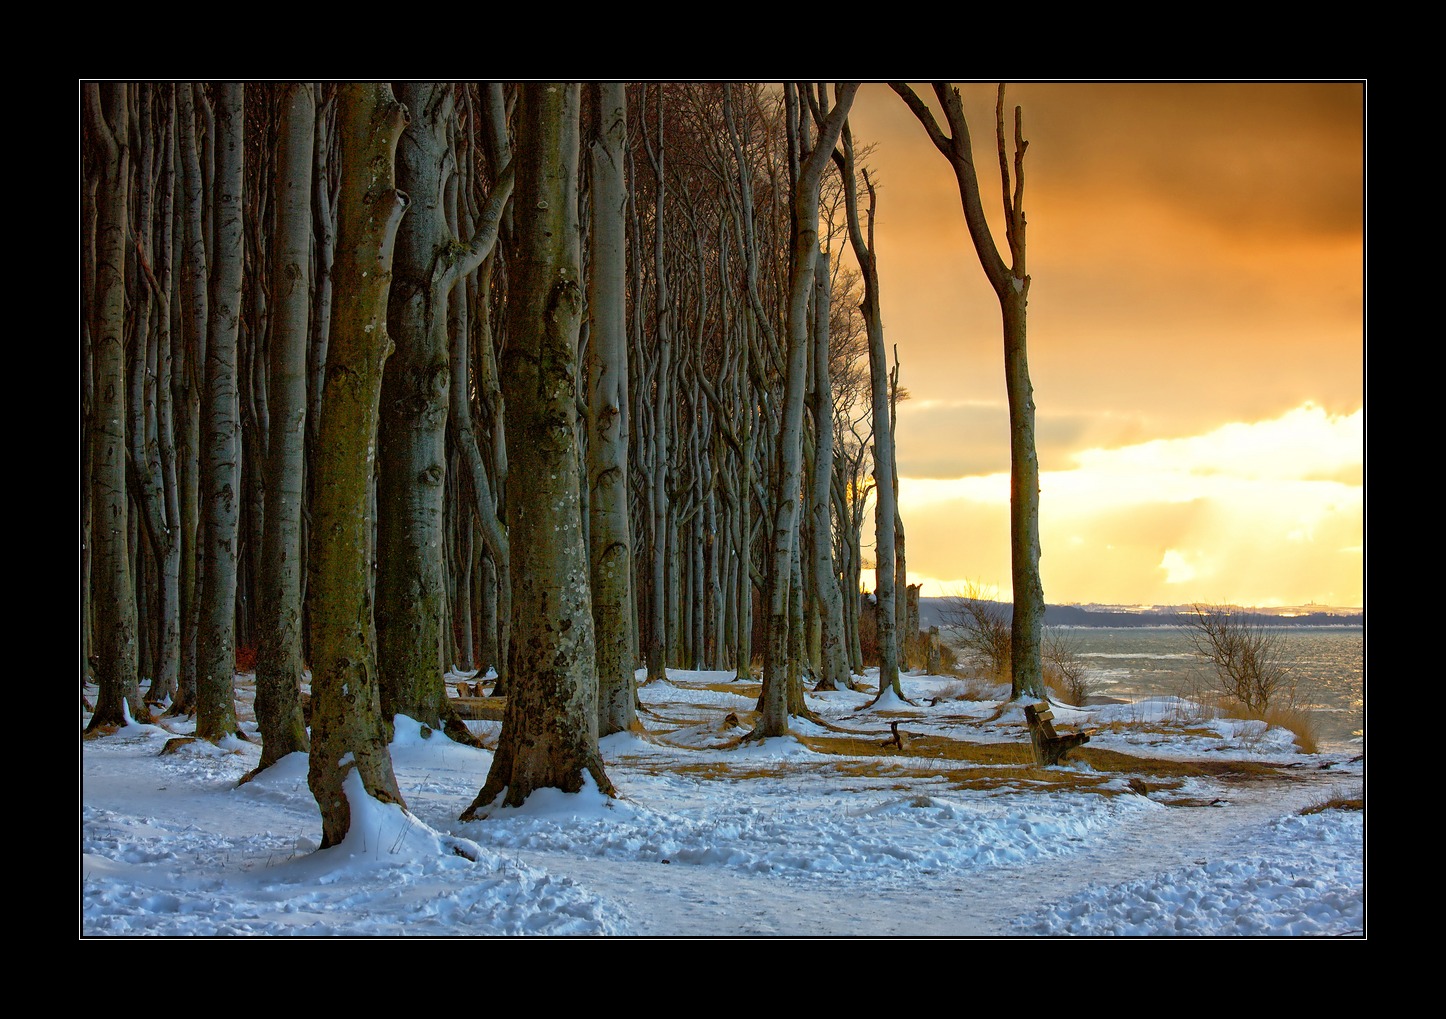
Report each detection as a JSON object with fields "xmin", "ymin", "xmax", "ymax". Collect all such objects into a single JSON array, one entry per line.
[{"xmin": 843, "ymin": 82, "xmax": 1364, "ymax": 609}]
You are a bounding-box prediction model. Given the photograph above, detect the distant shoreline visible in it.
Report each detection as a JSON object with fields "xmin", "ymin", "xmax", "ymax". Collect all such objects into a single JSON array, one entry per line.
[{"xmin": 917, "ymin": 598, "xmax": 1363, "ymax": 630}]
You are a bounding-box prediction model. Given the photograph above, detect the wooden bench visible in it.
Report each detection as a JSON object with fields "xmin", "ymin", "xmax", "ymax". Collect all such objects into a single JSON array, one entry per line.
[
  {"xmin": 451, "ymin": 681, "xmax": 504, "ymax": 721},
  {"xmin": 1024, "ymin": 702, "xmax": 1092, "ymax": 766},
  {"xmin": 451, "ymin": 695, "xmax": 506, "ymax": 721}
]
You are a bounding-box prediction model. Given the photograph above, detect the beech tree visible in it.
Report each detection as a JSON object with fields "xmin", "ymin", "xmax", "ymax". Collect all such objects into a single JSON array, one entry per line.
[
  {"xmin": 754, "ymin": 82, "xmax": 857, "ymax": 738},
  {"xmin": 83, "ymin": 82, "xmax": 143, "ymax": 729},
  {"xmin": 836, "ymin": 126, "xmax": 902, "ymax": 701},
  {"xmin": 462, "ymin": 83, "xmax": 614, "ymax": 817},
  {"xmin": 171, "ymin": 82, "xmax": 210, "ymax": 718},
  {"xmin": 253, "ymin": 83, "xmax": 314, "ymax": 769},
  {"xmin": 377, "ymin": 82, "xmax": 511, "ymax": 740},
  {"xmin": 892, "ymin": 82, "xmax": 1045, "ymax": 700},
  {"xmin": 306, "ymin": 83, "xmax": 409, "ymax": 848},
  {"xmin": 807, "ymin": 249, "xmax": 851, "ymax": 690},
  {"xmin": 195, "ymin": 82, "xmax": 245, "ymax": 741},
  {"xmin": 446, "ymin": 82, "xmax": 514, "ymax": 693},
  {"xmin": 126, "ymin": 85, "xmax": 183, "ymax": 710},
  {"xmin": 587, "ymin": 82, "xmax": 640, "ymax": 735},
  {"xmin": 82, "ymin": 82, "xmax": 921, "ymax": 798}
]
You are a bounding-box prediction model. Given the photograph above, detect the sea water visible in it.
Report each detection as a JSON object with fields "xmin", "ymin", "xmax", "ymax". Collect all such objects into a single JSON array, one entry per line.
[{"xmin": 1058, "ymin": 626, "xmax": 1364, "ymax": 756}]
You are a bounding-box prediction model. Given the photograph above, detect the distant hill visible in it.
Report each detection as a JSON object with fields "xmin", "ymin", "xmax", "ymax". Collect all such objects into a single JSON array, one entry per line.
[{"xmin": 916, "ymin": 598, "xmax": 1363, "ymax": 630}]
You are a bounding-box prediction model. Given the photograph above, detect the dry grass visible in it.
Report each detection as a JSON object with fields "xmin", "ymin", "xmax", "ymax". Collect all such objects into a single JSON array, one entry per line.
[
  {"xmin": 930, "ymin": 675, "xmax": 999, "ymax": 702},
  {"xmin": 701, "ymin": 681, "xmax": 761, "ymax": 699},
  {"xmin": 795, "ymin": 731, "xmax": 1300, "ymax": 798},
  {"xmin": 1262, "ymin": 703, "xmax": 1319, "ymax": 754},
  {"xmin": 1205, "ymin": 693, "xmax": 1320, "ymax": 754},
  {"xmin": 618, "ymin": 704, "xmax": 1310, "ymax": 807},
  {"xmin": 1300, "ymin": 783, "xmax": 1364, "ymax": 815},
  {"xmin": 1174, "ymin": 676, "xmax": 1321, "ymax": 754}
]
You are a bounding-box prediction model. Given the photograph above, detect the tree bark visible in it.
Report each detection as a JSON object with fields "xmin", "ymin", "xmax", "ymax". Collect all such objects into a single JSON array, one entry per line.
[
  {"xmin": 171, "ymin": 82, "xmax": 208, "ymax": 717},
  {"xmin": 84, "ymin": 82, "xmax": 143, "ymax": 729},
  {"xmin": 376, "ymin": 82, "xmax": 459, "ymax": 727},
  {"xmin": 891, "ymin": 83, "xmax": 1045, "ymax": 700},
  {"xmin": 755, "ymin": 83, "xmax": 858, "ymax": 737},
  {"xmin": 306, "ymin": 83, "xmax": 409, "ymax": 849},
  {"xmin": 588, "ymin": 83, "xmax": 640, "ymax": 736},
  {"xmin": 378, "ymin": 82, "xmax": 514, "ymax": 737},
  {"xmin": 128, "ymin": 85, "xmax": 183, "ymax": 708},
  {"xmin": 254, "ymin": 82, "xmax": 314, "ymax": 769},
  {"xmin": 195, "ymin": 82, "xmax": 245, "ymax": 741},
  {"xmin": 462, "ymin": 83, "xmax": 614, "ymax": 817},
  {"xmin": 808, "ymin": 249, "xmax": 851, "ymax": 690}
]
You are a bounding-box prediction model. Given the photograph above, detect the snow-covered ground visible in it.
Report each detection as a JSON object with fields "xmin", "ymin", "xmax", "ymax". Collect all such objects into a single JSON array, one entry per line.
[{"xmin": 81, "ymin": 669, "xmax": 1364, "ymax": 937}]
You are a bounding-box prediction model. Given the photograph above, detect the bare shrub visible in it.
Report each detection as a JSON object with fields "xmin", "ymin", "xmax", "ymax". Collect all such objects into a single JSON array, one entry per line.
[
  {"xmin": 857, "ymin": 600, "xmax": 879, "ymax": 667},
  {"xmin": 939, "ymin": 584, "xmax": 1010, "ymax": 680},
  {"xmin": 1301, "ymin": 783, "xmax": 1363, "ymax": 815},
  {"xmin": 902, "ymin": 629, "xmax": 927, "ymax": 672},
  {"xmin": 1042, "ymin": 628, "xmax": 1091, "ymax": 705},
  {"xmin": 1180, "ymin": 603, "xmax": 1294, "ymax": 715}
]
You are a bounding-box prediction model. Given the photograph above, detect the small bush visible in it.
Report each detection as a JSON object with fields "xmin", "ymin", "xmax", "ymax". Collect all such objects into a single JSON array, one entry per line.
[
  {"xmin": 235, "ymin": 645, "xmax": 257, "ymax": 674},
  {"xmin": 1042, "ymin": 629, "xmax": 1092, "ymax": 706}
]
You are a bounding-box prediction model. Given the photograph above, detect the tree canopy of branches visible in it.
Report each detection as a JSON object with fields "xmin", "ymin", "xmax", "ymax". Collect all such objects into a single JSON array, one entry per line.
[{"xmin": 80, "ymin": 81, "xmax": 1043, "ymax": 841}]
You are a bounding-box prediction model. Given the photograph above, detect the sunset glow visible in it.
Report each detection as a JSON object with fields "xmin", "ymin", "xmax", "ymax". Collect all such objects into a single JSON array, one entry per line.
[
  {"xmin": 847, "ymin": 83, "xmax": 1364, "ymax": 609},
  {"xmin": 898, "ymin": 402, "xmax": 1363, "ymax": 606}
]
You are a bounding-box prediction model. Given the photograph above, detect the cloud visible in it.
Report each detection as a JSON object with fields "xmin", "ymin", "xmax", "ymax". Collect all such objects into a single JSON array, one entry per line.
[
  {"xmin": 895, "ymin": 399, "xmax": 1098, "ymax": 478},
  {"xmin": 897, "ymin": 402, "xmax": 1364, "ymax": 606},
  {"xmin": 1070, "ymin": 403, "xmax": 1363, "ymax": 481}
]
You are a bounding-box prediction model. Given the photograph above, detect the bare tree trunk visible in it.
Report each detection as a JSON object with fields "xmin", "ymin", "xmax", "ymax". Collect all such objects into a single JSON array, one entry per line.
[
  {"xmin": 129, "ymin": 85, "xmax": 183, "ymax": 707},
  {"xmin": 84, "ymin": 82, "xmax": 143, "ymax": 729},
  {"xmin": 172, "ymin": 82, "xmax": 208, "ymax": 718},
  {"xmin": 376, "ymin": 82, "xmax": 456, "ymax": 727},
  {"xmin": 463, "ymin": 83, "xmax": 614, "ymax": 817},
  {"xmin": 447, "ymin": 87, "xmax": 514, "ymax": 697},
  {"xmin": 836, "ymin": 125, "xmax": 902, "ymax": 700},
  {"xmin": 377, "ymin": 83, "xmax": 514, "ymax": 737},
  {"xmin": 808, "ymin": 249, "xmax": 850, "ymax": 690},
  {"xmin": 306, "ymin": 83, "xmax": 409, "ymax": 849},
  {"xmin": 82, "ymin": 169, "xmax": 95, "ymax": 696},
  {"xmin": 449, "ymin": 257, "xmax": 511, "ymax": 689},
  {"xmin": 755, "ymin": 84, "xmax": 857, "ymax": 737},
  {"xmin": 588, "ymin": 83, "xmax": 639, "ymax": 736},
  {"xmin": 641, "ymin": 88, "xmax": 672, "ymax": 686},
  {"xmin": 447, "ymin": 475, "xmax": 474, "ymax": 671},
  {"xmin": 892, "ymin": 83, "xmax": 1045, "ymax": 700},
  {"xmin": 254, "ymin": 83, "xmax": 313, "ymax": 770},
  {"xmin": 477, "ymin": 546, "xmax": 498, "ymax": 673},
  {"xmin": 734, "ymin": 356, "xmax": 755, "ymax": 680},
  {"xmin": 195, "ymin": 82, "xmax": 245, "ymax": 741},
  {"xmin": 890, "ymin": 349, "xmax": 911, "ymax": 667}
]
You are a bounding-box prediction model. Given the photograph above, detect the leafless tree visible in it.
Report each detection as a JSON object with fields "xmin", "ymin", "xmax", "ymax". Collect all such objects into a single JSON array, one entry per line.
[
  {"xmin": 892, "ymin": 83, "xmax": 1044, "ymax": 701},
  {"xmin": 939, "ymin": 585, "xmax": 1011, "ymax": 680},
  {"xmin": 1182, "ymin": 604, "xmax": 1294, "ymax": 714},
  {"xmin": 1042, "ymin": 629, "xmax": 1091, "ymax": 706}
]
